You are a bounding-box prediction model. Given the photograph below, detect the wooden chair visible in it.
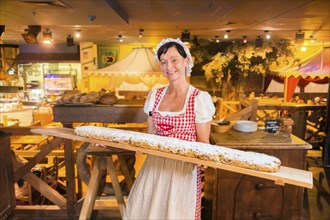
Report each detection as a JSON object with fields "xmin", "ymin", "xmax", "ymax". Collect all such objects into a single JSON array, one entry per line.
[
  {"xmin": 78, "ymin": 144, "xmax": 135, "ymax": 220},
  {"xmin": 224, "ymin": 99, "xmax": 258, "ymax": 121}
]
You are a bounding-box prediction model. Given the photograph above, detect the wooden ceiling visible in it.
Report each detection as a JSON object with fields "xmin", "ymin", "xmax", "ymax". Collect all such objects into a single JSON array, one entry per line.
[{"xmin": 0, "ymin": 0, "xmax": 329, "ymax": 46}]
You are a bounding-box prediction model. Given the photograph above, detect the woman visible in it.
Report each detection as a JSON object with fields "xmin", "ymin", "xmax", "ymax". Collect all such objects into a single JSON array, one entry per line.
[{"xmin": 124, "ymin": 38, "xmax": 215, "ymax": 220}]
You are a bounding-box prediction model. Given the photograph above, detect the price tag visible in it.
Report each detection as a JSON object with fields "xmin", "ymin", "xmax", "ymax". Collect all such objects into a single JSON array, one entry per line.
[{"xmin": 265, "ymin": 120, "xmax": 280, "ymax": 133}]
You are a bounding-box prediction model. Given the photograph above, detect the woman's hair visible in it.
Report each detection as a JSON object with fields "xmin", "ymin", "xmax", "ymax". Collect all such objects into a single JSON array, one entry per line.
[{"xmin": 157, "ymin": 42, "xmax": 187, "ymax": 60}]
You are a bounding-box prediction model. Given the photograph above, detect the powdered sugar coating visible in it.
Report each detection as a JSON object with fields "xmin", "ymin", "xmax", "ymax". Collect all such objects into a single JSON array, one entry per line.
[{"xmin": 74, "ymin": 126, "xmax": 281, "ymax": 172}]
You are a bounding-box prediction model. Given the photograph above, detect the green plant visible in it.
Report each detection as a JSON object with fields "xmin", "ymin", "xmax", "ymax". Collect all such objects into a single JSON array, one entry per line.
[{"xmin": 201, "ymin": 40, "xmax": 298, "ymax": 89}]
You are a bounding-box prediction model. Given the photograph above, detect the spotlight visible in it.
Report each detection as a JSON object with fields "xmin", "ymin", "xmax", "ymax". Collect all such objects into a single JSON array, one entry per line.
[
  {"xmin": 42, "ymin": 29, "xmax": 53, "ymax": 44},
  {"xmin": 67, "ymin": 35, "xmax": 74, "ymax": 46},
  {"xmin": 75, "ymin": 30, "xmax": 81, "ymax": 38},
  {"xmin": 0, "ymin": 25, "xmax": 5, "ymax": 39},
  {"xmin": 255, "ymin": 36, "xmax": 263, "ymax": 48},
  {"xmin": 214, "ymin": 36, "xmax": 220, "ymax": 43},
  {"xmin": 243, "ymin": 36, "xmax": 247, "ymax": 43},
  {"xmin": 265, "ymin": 30, "xmax": 271, "ymax": 39},
  {"xmin": 118, "ymin": 35, "xmax": 123, "ymax": 42},
  {"xmin": 139, "ymin": 29, "xmax": 144, "ymax": 38},
  {"xmin": 224, "ymin": 30, "xmax": 230, "ymax": 39},
  {"xmin": 300, "ymin": 46, "xmax": 307, "ymax": 52},
  {"xmin": 21, "ymin": 25, "xmax": 41, "ymax": 44},
  {"xmin": 309, "ymin": 36, "xmax": 315, "ymax": 43},
  {"xmin": 295, "ymin": 30, "xmax": 305, "ymax": 44},
  {"xmin": 181, "ymin": 30, "xmax": 190, "ymax": 44}
]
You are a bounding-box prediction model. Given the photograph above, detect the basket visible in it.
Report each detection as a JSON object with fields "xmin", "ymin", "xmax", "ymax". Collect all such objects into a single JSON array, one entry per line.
[{"xmin": 211, "ymin": 123, "xmax": 233, "ymax": 133}]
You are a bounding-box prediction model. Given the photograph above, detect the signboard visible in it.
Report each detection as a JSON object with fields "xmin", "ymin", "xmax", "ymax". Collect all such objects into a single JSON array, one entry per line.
[
  {"xmin": 44, "ymin": 74, "xmax": 73, "ymax": 91},
  {"xmin": 265, "ymin": 120, "xmax": 281, "ymax": 133}
]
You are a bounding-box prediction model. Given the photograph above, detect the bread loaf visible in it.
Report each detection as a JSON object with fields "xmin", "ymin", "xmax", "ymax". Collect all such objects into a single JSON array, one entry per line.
[{"xmin": 74, "ymin": 126, "xmax": 281, "ymax": 173}]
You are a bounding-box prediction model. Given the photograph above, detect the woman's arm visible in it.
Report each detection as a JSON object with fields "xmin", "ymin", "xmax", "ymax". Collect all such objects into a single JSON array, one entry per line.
[
  {"xmin": 147, "ymin": 116, "xmax": 157, "ymax": 134},
  {"xmin": 196, "ymin": 122, "xmax": 211, "ymax": 144}
]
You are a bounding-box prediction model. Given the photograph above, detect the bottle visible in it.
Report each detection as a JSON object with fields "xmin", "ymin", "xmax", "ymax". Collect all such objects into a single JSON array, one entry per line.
[
  {"xmin": 2, "ymin": 114, "xmax": 8, "ymax": 126},
  {"xmin": 283, "ymin": 117, "xmax": 294, "ymax": 134}
]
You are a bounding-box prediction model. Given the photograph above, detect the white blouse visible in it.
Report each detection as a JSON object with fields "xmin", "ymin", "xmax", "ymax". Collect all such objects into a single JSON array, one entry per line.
[{"xmin": 143, "ymin": 85, "xmax": 215, "ymax": 123}]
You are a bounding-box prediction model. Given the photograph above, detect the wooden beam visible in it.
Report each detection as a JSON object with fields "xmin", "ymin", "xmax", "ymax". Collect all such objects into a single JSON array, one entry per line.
[
  {"xmin": 104, "ymin": 0, "xmax": 129, "ymax": 24},
  {"xmin": 79, "ymin": 157, "xmax": 105, "ymax": 220},
  {"xmin": 63, "ymin": 138, "xmax": 76, "ymax": 216},
  {"xmin": 0, "ymin": 133, "xmax": 16, "ymax": 218},
  {"xmin": 0, "ymin": 127, "xmax": 38, "ymax": 136},
  {"xmin": 13, "ymin": 137, "xmax": 63, "ymax": 182},
  {"xmin": 32, "ymin": 127, "xmax": 313, "ymax": 188},
  {"xmin": 11, "ymin": 158, "xmax": 67, "ymax": 208}
]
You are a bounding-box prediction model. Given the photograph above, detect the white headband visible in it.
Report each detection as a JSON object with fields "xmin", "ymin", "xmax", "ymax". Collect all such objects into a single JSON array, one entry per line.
[{"xmin": 155, "ymin": 38, "xmax": 194, "ymax": 76}]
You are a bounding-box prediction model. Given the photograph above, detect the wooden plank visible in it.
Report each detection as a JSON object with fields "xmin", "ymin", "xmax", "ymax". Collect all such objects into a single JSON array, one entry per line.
[
  {"xmin": 63, "ymin": 138, "xmax": 76, "ymax": 217},
  {"xmin": 0, "ymin": 133, "xmax": 16, "ymax": 218},
  {"xmin": 13, "ymin": 137, "xmax": 63, "ymax": 182},
  {"xmin": 79, "ymin": 157, "xmax": 104, "ymax": 220},
  {"xmin": 11, "ymin": 158, "xmax": 67, "ymax": 208},
  {"xmin": 107, "ymin": 156, "xmax": 126, "ymax": 217},
  {"xmin": 225, "ymin": 105, "xmax": 252, "ymax": 121},
  {"xmin": 117, "ymin": 155, "xmax": 134, "ymax": 190},
  {"xmin": 0, "ymin": 127, "xmax": 38, "ymax": 136},
  {"xmin": 14, "ymin": 149, "xmax": 66, "ymax": 157},
  {"xmin": 32, "ymin": 127, "xmax": 313, "ymax": 188}
]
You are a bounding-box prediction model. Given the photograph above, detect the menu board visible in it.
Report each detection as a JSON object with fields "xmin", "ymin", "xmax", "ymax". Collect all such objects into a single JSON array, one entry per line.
[{"xmin": 44, "ymin": 74, "xmax": 73, "ymax": 91}]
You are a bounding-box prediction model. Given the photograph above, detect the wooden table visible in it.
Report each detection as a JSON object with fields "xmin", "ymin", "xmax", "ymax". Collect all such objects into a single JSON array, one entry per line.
[
  {"xmin": 257, "ymin": 102, "xmax": 326, "ymax": 140},
  {"xmin": 204, "ymin": 128, "xmax": 312, "ymax": 220},
  {"xmin": 11, "ymin": 135, "xmax": 49, "ymax": 149},
  {"xmin": 51, "ymin": 102, "xmax": 147, "ymax": 217}
]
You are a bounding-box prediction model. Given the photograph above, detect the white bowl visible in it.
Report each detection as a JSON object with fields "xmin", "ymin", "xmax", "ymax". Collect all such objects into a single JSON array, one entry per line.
[{"xmin": 234, "ymin": 120, "xmax": 257, "ymax": 132}]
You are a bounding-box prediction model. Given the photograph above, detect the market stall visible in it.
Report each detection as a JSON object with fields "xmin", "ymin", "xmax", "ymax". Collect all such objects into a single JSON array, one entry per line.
[
  {"xmin": 84, "ymin": 47, "xmax": 168, "ymax": 93},
  {"xmin": 265, "ymin": 47, "xmax": 329, "ymax": 102}
]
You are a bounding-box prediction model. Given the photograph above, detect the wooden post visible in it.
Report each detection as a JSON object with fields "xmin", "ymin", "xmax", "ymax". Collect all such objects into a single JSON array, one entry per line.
[
  {"xmin": 250, "ymin": 99, "xmax": 258, "ymax": 121},
  {"xmin": 0, "ymin": 132, "xmax": 16, "ymax": 219},
  {"xmin": 64, "ymin": 138, "xmax": 76, "ymax": 217}
]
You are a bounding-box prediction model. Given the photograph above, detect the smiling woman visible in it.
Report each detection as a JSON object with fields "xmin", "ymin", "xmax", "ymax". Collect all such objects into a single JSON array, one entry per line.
[{"xmin": 123, "ymin": 38, "xmax": 215, "ymax": 220}]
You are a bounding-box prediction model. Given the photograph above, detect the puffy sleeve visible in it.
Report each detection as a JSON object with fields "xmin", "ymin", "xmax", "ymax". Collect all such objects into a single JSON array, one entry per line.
[
  {"xmin": 143, "ymin": 88, "xmax": 157, "ymax": 115},
  {"xmin": 194, "ymin": 91, "xmax": 215, "ymax": 123}
]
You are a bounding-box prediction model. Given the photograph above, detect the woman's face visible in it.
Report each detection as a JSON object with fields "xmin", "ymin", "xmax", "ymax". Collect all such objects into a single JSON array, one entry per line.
[{"xmin": 159, "ymin": 46, "xmax": 188, "ymax": 81}]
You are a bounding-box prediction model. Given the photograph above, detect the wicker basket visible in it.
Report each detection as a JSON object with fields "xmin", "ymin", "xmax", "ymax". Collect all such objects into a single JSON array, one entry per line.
[{"xmin": 211, "ymin": 123, "xmax": 233, "ymax": 133}]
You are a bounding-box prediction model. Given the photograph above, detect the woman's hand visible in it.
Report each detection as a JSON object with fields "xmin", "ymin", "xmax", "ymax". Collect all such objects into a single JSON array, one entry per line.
[{"xmin": 92, "ymin": 143, "xmax": 106, "ymax": 147}]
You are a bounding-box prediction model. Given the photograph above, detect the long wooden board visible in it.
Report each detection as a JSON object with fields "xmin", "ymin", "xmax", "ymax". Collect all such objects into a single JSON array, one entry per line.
[{"xmin": 31, "ymin": 127, "xmax": 313, "ymax": 189}]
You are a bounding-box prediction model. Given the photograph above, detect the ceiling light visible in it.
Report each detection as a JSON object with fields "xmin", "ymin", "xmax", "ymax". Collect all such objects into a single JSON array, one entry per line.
[
  {"xmin": 309, "ymin": 36, "xmax": 315, "ymax": 43},
  {"xmin": 255, "ymin": 36, "xmax": 263, "ymax": 48},
  {"xmin": 265, "ymin": 30, "xmax": 271, "ymax": 39},
  {"xmin": 224, "ymin": 30, "xmax": 230, "ymax": 39},
  {"xmin": 181, "ymin": 30, "xmax": 190, "ymax": 44},
  {"xmin": 214, "ymin": 36, "xmax": 220, "ymax": 43},
  {"xmin": 21, "ymin": 25, "xmax": 41, "ymax": 44},
  {"xmin": 139, "ymin": 29, "xmax": 144, "ymax": 38},
  {"xmin": 295, "ymin": 30, "xmax": 305, "ymax": 44},
  {"xmin": 75, "ymin": 30, "xmax": 81, "ymax": 38},
  {"xmin": 300, "ymin": 46, "xmax": 307, "ymax": 52},
  {"xmin": 243, "ymin": 36, "xmax": 247, "ymax": 43},
  {"xmin": 118, "ymin": 35, "xmax": 123, "ymax": 42},
  {"xmin": 67, "ymin": 35, "xmax": 74, "ymax": 46},
  {"xmin": 42, "ymin": 29, "xmax": 53, "ymax": 44}
]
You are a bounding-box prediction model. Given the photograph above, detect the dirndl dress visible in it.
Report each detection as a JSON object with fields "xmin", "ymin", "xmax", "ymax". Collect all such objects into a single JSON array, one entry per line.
[{"xmin": 124, "ymin": 87, "xmax": 202, "ymax": 220}]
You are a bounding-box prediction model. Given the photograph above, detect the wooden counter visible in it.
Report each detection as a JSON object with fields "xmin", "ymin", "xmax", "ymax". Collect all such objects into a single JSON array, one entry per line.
[
  {"xmin": 53, "ymin": 103, "xmax": 147, "ymax": 126},
  {"xmin": 205, "ymin": 129, "xmax": 312, "ymax": 220}
]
